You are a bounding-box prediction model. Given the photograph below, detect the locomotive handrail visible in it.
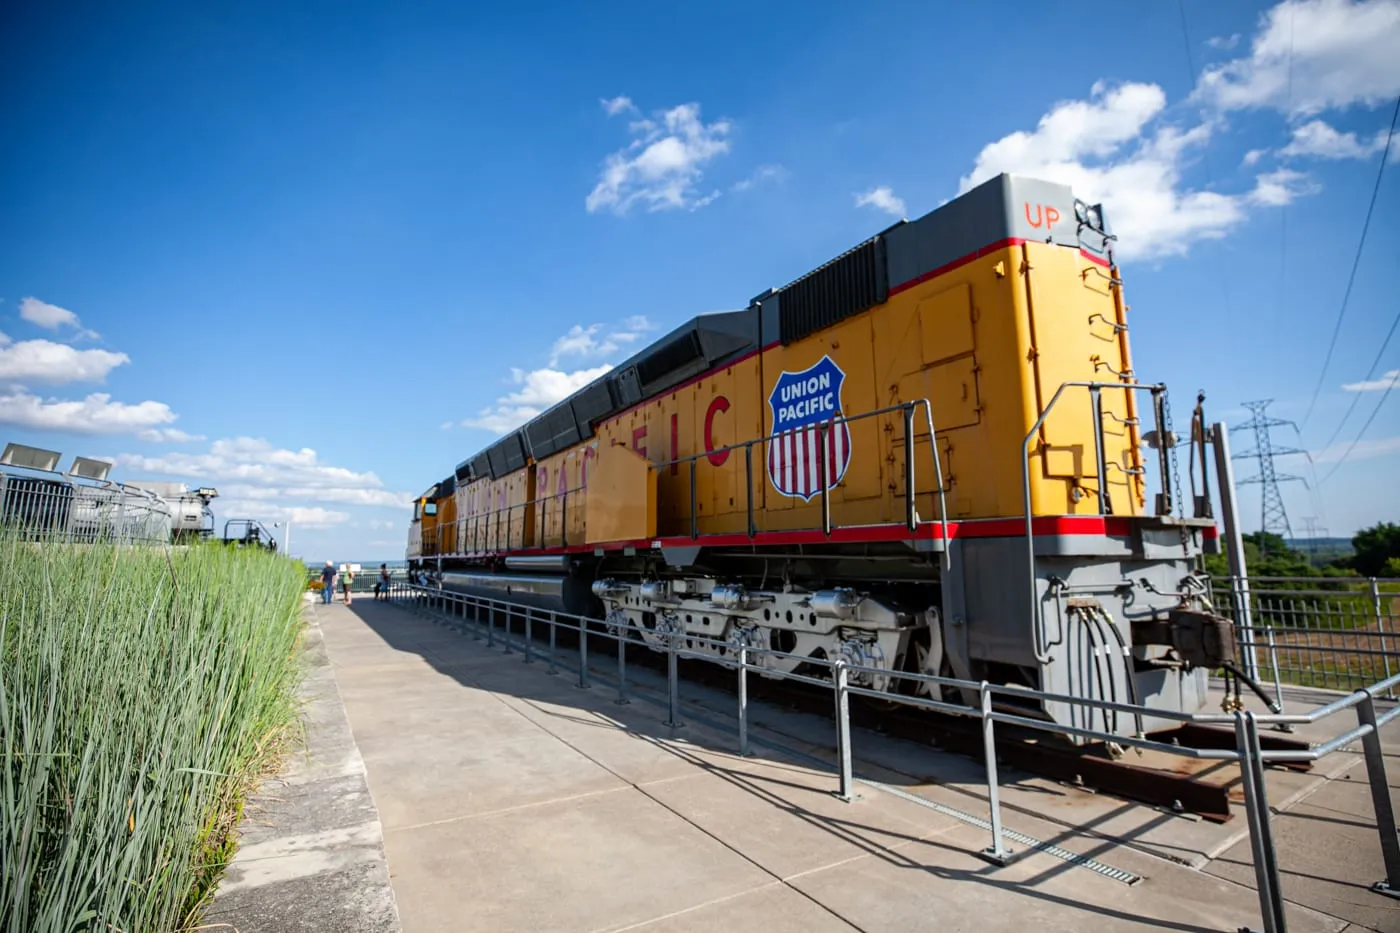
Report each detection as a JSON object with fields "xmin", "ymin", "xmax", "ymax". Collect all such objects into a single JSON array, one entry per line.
[
  {"xmin": 650, "ymin": 397, "xmax": 949, "ymax": 562},
  {"xmin": 1020, "ymin": 380, "xmax": 1167, "ymax": 663},
  {"xmin": 425, "ymin": 399, "xmax": 948, "ymax": 562}
]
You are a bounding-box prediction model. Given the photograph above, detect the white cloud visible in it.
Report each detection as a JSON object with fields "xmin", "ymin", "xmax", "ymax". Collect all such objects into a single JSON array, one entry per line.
[
  {"xmin": 0, "ymin": 339, "xmax": 129, "ymax": 384},
  {"xmin": 461, "ymin": 363, "xmax": 614, "ymax": 434},
  {"xmin": 963, "ymin": 81, "xmax": 1169, "ymax": 174},
  {"xmin": 18, "ymin": 297, "xmax": 100, "ymax": 339},
  {"xmin": 455, "ymin": 316, "xmax": 660, "ymax": 434},
  {"xmin": 600, "ymin": 96, "xmax": 636, "ymax": 116},
  {"xmin": 19, "ymin": 297, "xmax": 79, "ymax": 329},
  {"xmin": 1242, "ymin": 147, "xmax": 1268, "ymax": 166},
  {"xmin": 112, "ymin": 437, "xmax": 408, "ymax": 511},
  {"xmin": 0, "ymin": 389, "xmax": 178, "ymax": 434},
  {"xmin": 1250, "ymin": 167, "xmax": 1319, "ymax": 205},
  {"xmin": 956, "ymin": 81, "xmax": 1312, "ymax": 261},
  {"xmin": 136, "ymin": 427, "xmax": 206, "ymax": 443},
  {"xmin": 0, "ymin": 331, "xmax": 10, "ymax": 346},
  {"xmin": 731, "ymin": 164, "xmax": 785, "ymax": 193},
  {"xmin": 549, "ymin": 325, "xmax": 612, "ymax": 365},
  {"xmin": 547, "ymin": 316, "xmax": 655, "ymax": 366},
  {"xmin": 1207, "ymin": 33, "xmax": 1242, "ymax": 50},
  {"xmin": 1196, "ymin": 0, "xmax": 1400, "ymax": 115},
  {"xmin": 854, "ymin": 186, "xmax": 907, "ymax": 217},
  {"xmin": 214, "ymin": 482, "xmax": 412, "ymax": 509},
  {"xmin": 1279, "ymin": 118, "xmax": 1392, "ymax": 158},
  {"xmin": 1310, "ymin": 433, "xmax": 1400, "ymax": 463},
  {"xmin": 215, "ymin": 501, "xmax": 350, "ymax": 529},
  {"xmin": 1342, "ymin": 369, "xmax": 1400, "ymax": 391},
  {"xmin": 586, "ymin": 102, "xmax": 732, "ymax": 214}
]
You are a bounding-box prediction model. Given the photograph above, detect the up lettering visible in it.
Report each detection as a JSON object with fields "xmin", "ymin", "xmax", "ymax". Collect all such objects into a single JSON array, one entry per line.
[{"xmin": 1024, "ymin": 202, "xmax": 1061, "ymax": 230}]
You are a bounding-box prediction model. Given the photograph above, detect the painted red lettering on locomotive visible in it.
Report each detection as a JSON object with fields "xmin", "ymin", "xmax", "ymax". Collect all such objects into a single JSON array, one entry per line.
[
  {"xmin": 1025, "ymin": 202, "xmax": 1060, "ymax": 230},
  {"xmin": 704, "ymin": 395, "xmax": 730, "ymax": 467},
  {"xmin": 537, "ymin": 465, "xmax": 547, "ymax": 498},
  {"xmin": 557, "ymin": 462, "xmax": 567, "ymax": 498},
  {"xmin": 632, "ymin": 425, "xmax": 648, "ymax": 458},
  {"xmin": 581, "ymin": 445, "xmax": 596, "ymax": 488},
  {"xmin": 670, "ymin": 414, "xmax": 679, "ymax": 475}
]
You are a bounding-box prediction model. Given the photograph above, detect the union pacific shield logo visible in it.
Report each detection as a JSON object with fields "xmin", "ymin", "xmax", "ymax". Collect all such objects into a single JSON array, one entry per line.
[{"xmin": 767, "ymin": 355, "xmax": 852, "ymax": 501}]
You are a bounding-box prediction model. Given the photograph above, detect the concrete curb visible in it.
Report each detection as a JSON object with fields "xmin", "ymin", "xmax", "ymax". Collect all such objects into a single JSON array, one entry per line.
[{"xmin": 205, "ymin": 605, "xmax": 402, "ymax": 932}]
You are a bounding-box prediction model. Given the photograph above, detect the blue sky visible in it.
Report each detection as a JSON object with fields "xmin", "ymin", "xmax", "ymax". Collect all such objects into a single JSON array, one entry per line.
[{"xmin": 1, "ymin": 0, "xmax": 1398, "ymax": 562}]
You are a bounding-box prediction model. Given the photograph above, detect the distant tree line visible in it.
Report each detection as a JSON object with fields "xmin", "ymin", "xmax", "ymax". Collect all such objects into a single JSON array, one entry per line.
[{"xmin": 1205, "ymin": 521, "xmax": 1400, "ymax": 579}]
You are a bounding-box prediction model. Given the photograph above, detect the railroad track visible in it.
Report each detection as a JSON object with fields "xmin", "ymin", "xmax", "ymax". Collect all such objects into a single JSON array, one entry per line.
[{"xmin": 419, "ymin": 596, "xmax": 1312, "ymax": 823}]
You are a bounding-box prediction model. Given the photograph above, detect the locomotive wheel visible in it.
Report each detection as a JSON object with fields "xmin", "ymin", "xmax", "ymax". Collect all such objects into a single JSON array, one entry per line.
[{"xmin": 861, "ymin": 629, "xmax": 949, "ymax": 711}]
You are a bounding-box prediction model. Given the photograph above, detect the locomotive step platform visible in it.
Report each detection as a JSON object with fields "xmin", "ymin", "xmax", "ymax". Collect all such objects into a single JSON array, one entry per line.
[{"xmin": 214, "ymin": 598, "xmax": 1400, "ymax": 933}]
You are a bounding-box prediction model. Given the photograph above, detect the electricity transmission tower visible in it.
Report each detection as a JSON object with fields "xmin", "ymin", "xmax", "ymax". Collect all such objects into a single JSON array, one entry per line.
[
  {"xmin": 1232, "ymin": 400, "xmax": 1306, "ymax": 557},
  {"xmin": 1299, "ymin": 516, "xmax": 1328, "ymax": 562}
]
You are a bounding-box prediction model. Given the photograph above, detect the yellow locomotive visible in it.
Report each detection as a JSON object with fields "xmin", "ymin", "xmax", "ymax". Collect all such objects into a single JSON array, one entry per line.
[{"xmin": 407, "ymin": 173, "xmax": 1225, "ymax": 738}]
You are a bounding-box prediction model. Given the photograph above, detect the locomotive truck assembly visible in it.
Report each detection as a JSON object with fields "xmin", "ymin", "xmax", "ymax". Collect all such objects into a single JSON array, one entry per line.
[{"xmin": 405, "ymin": 172, "xmax": 1236, "ymax": 744}]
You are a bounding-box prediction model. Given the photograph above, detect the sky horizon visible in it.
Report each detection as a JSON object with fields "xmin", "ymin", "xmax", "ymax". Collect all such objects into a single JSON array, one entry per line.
[{"xmin": 2, "ymin": 0, "xmax": 1398, "ymax": 563}]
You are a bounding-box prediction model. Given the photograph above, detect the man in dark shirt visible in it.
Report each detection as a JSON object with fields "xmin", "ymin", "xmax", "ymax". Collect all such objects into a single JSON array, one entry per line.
[{"xmin": 320, "ymin": 561, "xmax": 336, "ymax": 604}]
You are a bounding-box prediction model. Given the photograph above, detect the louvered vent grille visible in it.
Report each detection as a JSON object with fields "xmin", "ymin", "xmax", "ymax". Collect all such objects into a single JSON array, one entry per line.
[{"xmin": 778, "ymin": 235, "xmax": 888, "ymax": 344}]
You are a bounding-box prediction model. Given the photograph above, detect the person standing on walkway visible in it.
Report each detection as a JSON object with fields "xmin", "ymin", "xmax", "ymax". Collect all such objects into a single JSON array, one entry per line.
[
  {"xmin": 378, "ymin": 563, "xmax": 390, "ymax": 600},
  {"xmin": 320, "ymin": 561, "xmax": 336, "ymax": 604},
  {"xmin": 340, "ymin": 564, "xmax": 355, "ymax": 605}
]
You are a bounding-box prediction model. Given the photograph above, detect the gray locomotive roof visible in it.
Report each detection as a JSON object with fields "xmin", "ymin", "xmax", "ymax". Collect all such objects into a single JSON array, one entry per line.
[{"xmin": 452, "ymin": 173, "xmax": 1110, "ymax": 482}]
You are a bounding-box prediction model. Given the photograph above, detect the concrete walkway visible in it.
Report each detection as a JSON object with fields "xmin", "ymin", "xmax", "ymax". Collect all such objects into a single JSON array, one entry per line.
[
  {"xmin": 219, "ymin": 596, "xmax": 1400, "ymax": 932},
  {"xmin": 206, "ymin": 603, "xmax": 401, "ymax": 932}
]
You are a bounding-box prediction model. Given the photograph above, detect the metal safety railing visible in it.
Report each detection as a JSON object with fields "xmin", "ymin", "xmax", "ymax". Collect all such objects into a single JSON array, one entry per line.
[
  {"xmin": 0, "ymin": 465, "xmax": 174, "ymax": 545},
  {"xmin": 305, "ymin": 566, "xmax": 410, "ymax": 594},
  {"xmin": 376, "ymin": 581, "xmax": 1400, "ymax": 933},
  {"xmin": 414, "ymin": 397, "xmax": 949, "ymax": 560},
  {"xmin": 1210, "ymin": 575, "xmax": 1400, "ymax": 697}
]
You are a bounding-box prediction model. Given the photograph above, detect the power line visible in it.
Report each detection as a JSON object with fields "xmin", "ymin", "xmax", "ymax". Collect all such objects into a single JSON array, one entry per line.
[
  {"xmin": 1301, "ymin": 94, "xmax": 1400, "ymax": 427},
  {"xmin": 1321, "ymin": 370, "xmax": 1400, "ymax": 485},
  {"xmin": 1318, "ymin": 297, "xmax": 1400, "ymax": 451}
]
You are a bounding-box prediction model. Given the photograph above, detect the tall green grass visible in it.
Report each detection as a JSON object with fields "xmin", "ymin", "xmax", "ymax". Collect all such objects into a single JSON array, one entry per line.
[{"xmin": 0, "ymin": 529, "xmax": 307, "ymax": 932}]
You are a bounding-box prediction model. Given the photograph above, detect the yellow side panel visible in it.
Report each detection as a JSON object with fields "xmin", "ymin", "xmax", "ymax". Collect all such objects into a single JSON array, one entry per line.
[
  {"xmin": 453, "ymin": 485, "xmax": 470, "ymax": 553},
  {"xmin": 437, "ymin": 491, "xmax": 457, "ymax": 554},
  {"xmin": 918, "ymin": 282, "xmax": 975, "ymax": 362},
  {"xmin": 535, "ymin": 442, "xmax": 592, "ymax": 547},
  {"xmin": 586, "ymin": 444, "xmax": 656, "ymax": 543},
  {"xmin": 901, "ymin": 356, "xmax": 980, "ymax": 433},
  {"xmin": 420, "ymin": 503, "xmax": 439, "ymax": 555},
  {"xmin": 510, "ymin": 471, "xmax": 534, "ymax": 549},
  {"xmin": 879, "ymin": 248, "xmax": 1027, "ymax": 520},
  {"xmin": 1023, "ymin": 242, "xmax": 1143, "ymax": 516}
]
